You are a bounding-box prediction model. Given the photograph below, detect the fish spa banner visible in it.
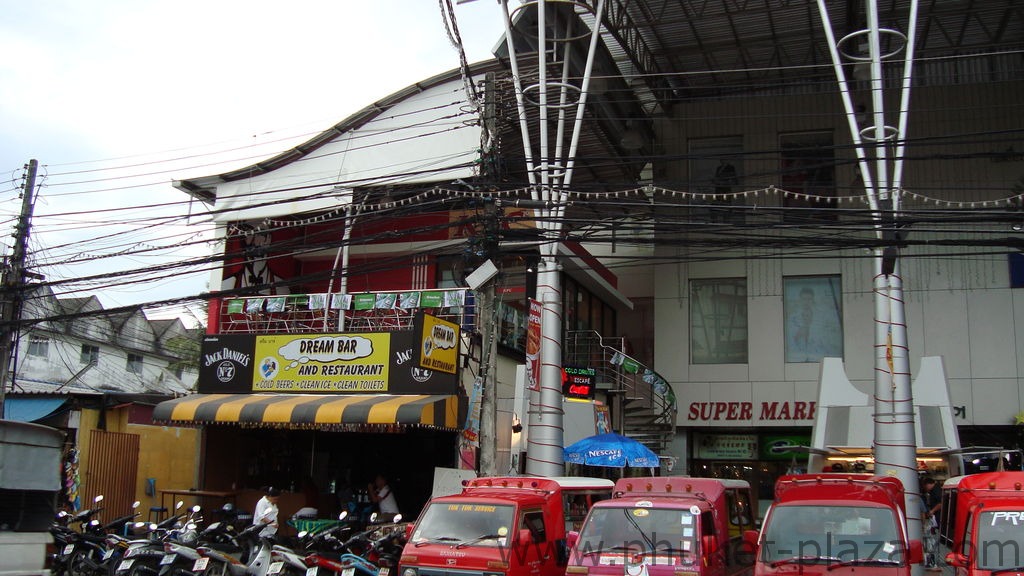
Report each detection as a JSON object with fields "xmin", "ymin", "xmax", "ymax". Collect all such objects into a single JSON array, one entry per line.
[{"xmin": 199, "ymin": 331, "xmax": 458, "ymax": 395}]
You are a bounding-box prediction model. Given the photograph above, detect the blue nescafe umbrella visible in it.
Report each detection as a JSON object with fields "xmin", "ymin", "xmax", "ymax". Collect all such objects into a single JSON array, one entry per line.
[{"xmin": 564, "ymin": 432, "xmax": 660, "ymax": 468}]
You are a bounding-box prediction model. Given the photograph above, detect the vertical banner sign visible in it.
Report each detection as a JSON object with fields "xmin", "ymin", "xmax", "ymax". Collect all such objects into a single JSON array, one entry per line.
[
  {"xmin": 526, "ymin": 298, "xmax": 542, "ymax": 391},
  {"xmin": 463, "ymin": 376, "xmax": 484, "ymax": 447},
  {"xmin": 415, "ymin": 313, "xmax": 460, "ymax": 375}
]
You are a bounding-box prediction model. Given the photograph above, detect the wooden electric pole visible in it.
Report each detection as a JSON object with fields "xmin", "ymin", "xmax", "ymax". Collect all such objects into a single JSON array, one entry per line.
[{"xmin": 0, "ymin": 159, "xmax": 39, "ymax": 415}]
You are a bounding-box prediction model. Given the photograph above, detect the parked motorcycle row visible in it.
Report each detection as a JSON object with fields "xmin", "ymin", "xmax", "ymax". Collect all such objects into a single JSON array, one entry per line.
[{"xmin": 51, "ymin": 497, "xmax": 406, "ymax": 576}]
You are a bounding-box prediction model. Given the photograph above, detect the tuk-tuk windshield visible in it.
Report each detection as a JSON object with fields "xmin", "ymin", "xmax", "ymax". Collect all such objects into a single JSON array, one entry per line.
[
  {"xmin": 577, "ymin": 506, "xmax": 698, "ymax": 555},
  {"xmin": 412, "ymin": 502, "xmax": 515, "ymax": 548},
  {"xmin": 760, "ymin": 505, "xmax": 900, "ymax": 563},
  {"xmin": 976, "ymin": 510, "xmax": 1024, "ymax": 570}
]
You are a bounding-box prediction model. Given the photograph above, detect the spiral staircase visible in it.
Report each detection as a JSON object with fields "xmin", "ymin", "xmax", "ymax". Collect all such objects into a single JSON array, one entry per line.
[{"xmin": 564, "ymin": 331, "xmax": 677, "ymax": 459}]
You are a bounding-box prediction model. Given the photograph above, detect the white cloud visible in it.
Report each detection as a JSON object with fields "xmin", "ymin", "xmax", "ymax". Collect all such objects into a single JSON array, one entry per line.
[{"xmin": 0, "ymin": 0, "xmax": 505, "ymax": 311}]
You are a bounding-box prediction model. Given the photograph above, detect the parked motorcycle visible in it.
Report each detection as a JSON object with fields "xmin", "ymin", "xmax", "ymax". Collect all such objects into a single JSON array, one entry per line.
[
  {"xmin": 116, "ymin": 502, "xmax": 201, "ymax": 576},
  {"xmin": 302, "ymin": 514, "xmax": 404, "ymax": 576}
]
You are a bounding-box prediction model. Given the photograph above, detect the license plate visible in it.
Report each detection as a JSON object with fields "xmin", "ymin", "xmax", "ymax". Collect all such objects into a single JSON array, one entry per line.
[
  {"xmin": 306, "ymin": 568, "xmax": 319, "ymax": 576},
  {"xmin": 118, "ymin": 559, "xmax": 135, "ymax": 572},
  {"xmin": 342, "ymin": 568, "xmax": 355, "ymax": 576},
  {"xmin": 64, "ymin": 544, "xmax": 75, "ymax": 555},
  {"xmin": 161, "ymin": 554, "xmax": 177, "ymax": 565},
  {"xmin": 268, "ymin": 562, "xmax": 284, "ymax": 575},
  {"xmin": 103, "ymin": 549, "xmax": 115, "ymax": 561},
  {"xmin": 379, "ymin": 569, "xmax": 390, "ymax": 576},
  {"xmin": 193, "ymin": 558, "xmax": 210, "ymax": 572}
]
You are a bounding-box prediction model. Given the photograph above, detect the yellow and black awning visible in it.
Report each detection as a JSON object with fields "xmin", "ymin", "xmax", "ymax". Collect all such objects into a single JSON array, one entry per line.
[{"xmin": 153, "ymin": 394, "xmax": 460, "ymax": 431}]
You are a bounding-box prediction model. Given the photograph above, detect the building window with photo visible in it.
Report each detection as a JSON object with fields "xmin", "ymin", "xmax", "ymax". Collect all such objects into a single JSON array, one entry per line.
[
  {"xmin": 81, "ymin": 344, "xmax": 99, "ymax": 365},
  {"xmin": 691, "ymin": 279, "xmax": 748, "ymax": 364},
  {"xmin": 126, "ymin": 353, "xmax": 144, "ymax": 375},
  {"xmin": 27, "ymin": 336, "xmax": 50, "ymax": 358},
  {"xmin": 780, "ymin": 131, "xmax": 836, "ymax": 222},
  {"xmin": 689, "ymin": 136, "xmax": 744, "ymax": 223},
  {"xmin": 784, "ymin": 276, "xmax": 843, "ymax": 363}
]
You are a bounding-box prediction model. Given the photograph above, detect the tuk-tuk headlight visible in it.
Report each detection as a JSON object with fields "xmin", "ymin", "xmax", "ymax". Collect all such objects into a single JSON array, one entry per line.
[{"xmin": 402, "ymin": 568, "xmax": 418, "ymax": 576}]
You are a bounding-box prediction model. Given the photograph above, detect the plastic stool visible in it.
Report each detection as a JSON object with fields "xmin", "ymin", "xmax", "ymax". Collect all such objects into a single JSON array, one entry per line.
[{"xmin": 149, "ymin": 506, "xmax": 168, "ymax": 523}]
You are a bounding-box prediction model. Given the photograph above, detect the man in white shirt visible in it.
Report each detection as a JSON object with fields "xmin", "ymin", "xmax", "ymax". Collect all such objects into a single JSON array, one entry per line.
[
  {"xmin": 253, "ymin": 487, "xmax": 281, "ymax": 538},
  {"xmin": 369, "ymin": 474, "xmax": 399, "ymax": 518}
]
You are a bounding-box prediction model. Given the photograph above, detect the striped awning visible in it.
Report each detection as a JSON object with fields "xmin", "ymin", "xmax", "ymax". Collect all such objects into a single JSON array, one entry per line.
[{"xmin": 153, "ymin": 394, "xmax": 460, "ymax": 430}]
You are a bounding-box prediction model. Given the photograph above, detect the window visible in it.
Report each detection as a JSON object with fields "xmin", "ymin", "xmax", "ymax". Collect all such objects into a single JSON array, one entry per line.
[
  {"xmin": 27, "ymin": 336, "xmax": 49, "ymax": 358},
  {"xmin": 690, "ymin": 279, "xmax": 747, "ymax": 364},
  {"xmin": 780, "ymin": 131, "xmax": 837, "ymax": 221},
  {"xmin": 126, "ymin": 353, "xmax": 144, "ymax": 374},
  {"xmin": 81, "ymin": 344, "xmax": 99, "ymax": 365},
  {"xmin": 520, "ymin": 510, "xmax": 546, "ymax": 544},
  {"xmin": 784, "ymin": 276, "xmax": 843, "ymax": 362},
  {"xmin": 689, "ymin": 136, "xmax": 745, "ymax": 223}
]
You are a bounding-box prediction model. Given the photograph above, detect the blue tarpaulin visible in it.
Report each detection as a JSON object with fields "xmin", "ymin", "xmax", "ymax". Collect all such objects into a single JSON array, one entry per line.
[{"xmin": 3, "ymin": 397, "xmax": 66, "ymax": 422}]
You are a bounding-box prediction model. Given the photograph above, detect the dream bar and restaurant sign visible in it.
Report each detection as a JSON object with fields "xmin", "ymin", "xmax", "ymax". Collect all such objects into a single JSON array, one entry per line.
[
  {"xmin": 199, "ymin": 332, "xmax": 458, "ymax": 395},
  {"xmin": 414, "ymin": 312, "xmax": 460, "ymax": 375}
]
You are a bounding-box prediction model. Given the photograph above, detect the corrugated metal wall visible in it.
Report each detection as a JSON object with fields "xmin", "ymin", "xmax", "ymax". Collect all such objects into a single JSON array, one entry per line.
[{"xmin": 83, "ymin": 430, "xmax": 139, "ymax": 520}]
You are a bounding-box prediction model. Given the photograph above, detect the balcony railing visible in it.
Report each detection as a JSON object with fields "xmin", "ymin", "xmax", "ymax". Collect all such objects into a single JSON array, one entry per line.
[{"xmin": 211, "ymin": 289, "xmax": 475, "ymax": 334}]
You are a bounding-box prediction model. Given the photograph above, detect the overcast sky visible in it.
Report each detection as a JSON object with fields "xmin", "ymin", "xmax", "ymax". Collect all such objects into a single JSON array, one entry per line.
[{"xmin": 0, "ymin": 1, "xmax": 506, "ymax": 318}]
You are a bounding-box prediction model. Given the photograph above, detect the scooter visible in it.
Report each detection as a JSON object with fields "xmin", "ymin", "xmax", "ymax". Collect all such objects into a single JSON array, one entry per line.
[
  {"xmin": 302, "ymin": 514, "xmax": 403, "ymax": 576},
  {"xmin": 192, "ymin": 522, "xmax": 275, "ymax": 576},
  {"xmin": 116, "ymin": 502, "xmax": 200, "ymax": 576}
]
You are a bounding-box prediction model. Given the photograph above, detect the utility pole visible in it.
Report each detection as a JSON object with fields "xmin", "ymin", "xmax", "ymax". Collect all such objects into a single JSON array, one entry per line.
[
  {"xmin": 0, "ymin": 159, "xmax": 39, "ymax": 416},
  {"xmin": 476, "ymin": 197, "xmax": 500, "ymax": 476}
]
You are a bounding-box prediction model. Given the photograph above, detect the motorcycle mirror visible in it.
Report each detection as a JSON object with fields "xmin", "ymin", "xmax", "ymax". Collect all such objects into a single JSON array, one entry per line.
[
  {"xmin": 298, "ymin": 530, "xmax": 308, "ymax": 538},
  {"xmin": 94, "ymin": 495, "xmax": 104, "ymax": 503},
  {"xmin": 132, "ymin": 501, "xmax": 141, "ymax": 509},
  {"xmin": 149, "ymin": 523, "xmax": 158, "ymax": 531},
  {"xmin": 134, "ymin": 522, "xmax": 146, "ymax": 528},
  {"xmin": 393, "ymin": 514, "xmax": 403, "ymax": 523},
  {"xmin": 90, "ymin": 519, "xmax": 100, "ymax": 526},
  {"xmin": 191, "ymin": 505, "xmax": 201, "ymax": 513},
  {"xmin": 186, "ymin": 523, "xmax": 197, "ymax": 530},
  {"xmin": 338, "ymin": 511, "xmax": 349, "ymax": 521},
  {"xmin": 369, "ymin": 512, "xmax": 378, "ymax": 523},
  {"xmin": 57, "ymin": 511, "xmax": 68, "ymax": 518},
  {"xmin": 175, "ymin": 501, "xmax": 184, "ymax": 510}
]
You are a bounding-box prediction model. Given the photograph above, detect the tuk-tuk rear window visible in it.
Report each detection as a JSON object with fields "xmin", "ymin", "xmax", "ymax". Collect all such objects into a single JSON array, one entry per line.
[{"xmin": 412, "ymin": 502, "xmax": 515, "ymax": 548}]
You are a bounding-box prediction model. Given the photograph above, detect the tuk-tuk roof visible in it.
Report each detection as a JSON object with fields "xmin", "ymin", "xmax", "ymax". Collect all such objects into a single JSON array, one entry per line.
[
  {"xmin": 775, "ymin": 474, "xmax": 905, "ymax": 510},
  {"xmin": 614, "ymin": 476, "xmax": 749, "ymax": 501},
  {"xmin": 462, "ymin": 476, "xmax": 613, "ymax": 493},
  {"xmin": 945, "ymin": 471, "xmax": 1024, "ymax": 495}
]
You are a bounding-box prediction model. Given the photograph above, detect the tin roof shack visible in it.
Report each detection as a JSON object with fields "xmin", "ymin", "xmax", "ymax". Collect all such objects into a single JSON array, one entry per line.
[
  {"xmin": 400, "ymin": 477, "xmax": 613, "ymax": 576},
  {"xmin": 0, "ymin": 420, "xmax": 63, "ymax": 575},
  {"xmin": 746, "ymin": 474, "xmax": 922, "ymax": 576},
  {"xmin": 568, "ymin": 477, "xmax": 755, "ymax": 576},
  {"xmin": 940, "ymin": 472, "xmax": 1024, "ymax": 574}
]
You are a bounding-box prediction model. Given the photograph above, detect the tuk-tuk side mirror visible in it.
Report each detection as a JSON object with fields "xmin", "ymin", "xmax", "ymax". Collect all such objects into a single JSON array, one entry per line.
[
  {"xmin": 518, "ymin": 528, "xmax": 533, "ymax": 546},
  {"xmin": 566, "ymin": 531, "xmax": 580, "ymax": 549},
  {"xmin": 945, "ymin": 551, "xmax": 966, "ymax": 568},
  {"xmin": 742, "ymin": 529, "xmax": 759, "ymax": 551},
  {"xmin": 702, "ymin": 534, "xmax": 719, "ymax": 555},
  {"xmin": 907, "ymin": 540, "xmax": 924, "ymax": 565},
  {"xmin": 405, "ymin": 523, "xmax": 415, "ymax": 540}
]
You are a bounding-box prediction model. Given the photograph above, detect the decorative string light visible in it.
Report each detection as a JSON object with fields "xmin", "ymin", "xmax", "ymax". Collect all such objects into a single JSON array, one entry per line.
[{"xmin": 226, "ymin": 184, "xmax": 1024, "ymax": 236}]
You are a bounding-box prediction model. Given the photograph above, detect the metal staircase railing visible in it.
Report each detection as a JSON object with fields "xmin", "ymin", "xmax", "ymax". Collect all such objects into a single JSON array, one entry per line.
[{"xmin": 564, "ymin": 330, "xmax": 677, "ymax": 455}]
